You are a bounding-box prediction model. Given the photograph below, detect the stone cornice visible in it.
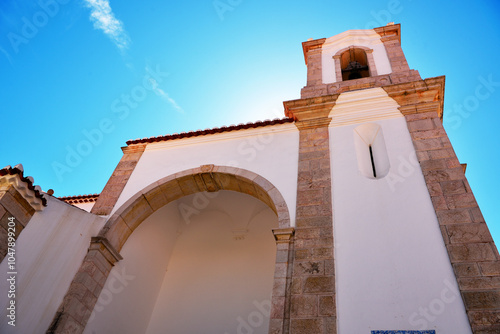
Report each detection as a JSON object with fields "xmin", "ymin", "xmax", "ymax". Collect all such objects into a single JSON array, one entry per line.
[
  {"xmin": 382, "ymin": 76, "xmax": 446, "ymax": 119},
  {"xmin": 284, "ymin": 94, "xmax": 339, "ymax": 129},
  {"xmin": 302, "ymin": 38, "xmax": 326, "ymax": 65},
  {"xmin": 374, "ymin": 23, "xmax": 401, "ymax": 43},
  {"xmin": 121, "ymin": 143, "xmax": 147, "ymax": 154}
]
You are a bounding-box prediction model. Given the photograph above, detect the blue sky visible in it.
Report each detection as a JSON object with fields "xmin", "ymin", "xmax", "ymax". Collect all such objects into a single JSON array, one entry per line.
[{"xmin": 1, "ymin": 0, "xmax": 499, "ymax": 243}]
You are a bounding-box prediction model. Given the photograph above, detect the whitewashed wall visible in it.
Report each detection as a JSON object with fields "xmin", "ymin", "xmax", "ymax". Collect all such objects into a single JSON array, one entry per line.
[
  {"xmin": 0, "ymin": 197, "xmax": 105, "ymax": 334},
  {"xmin": 111, "ymin": 123, "xmax": 299, "ymax": 226},
  {"xmin": 329, "ymin": 88, "xmax": 472, "ymax": 333}
]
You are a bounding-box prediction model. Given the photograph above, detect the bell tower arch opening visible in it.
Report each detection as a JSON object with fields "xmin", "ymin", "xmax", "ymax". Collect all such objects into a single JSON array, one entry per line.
[{"xmin": 340, "ymin": 47, "xmax": 370, "ymax": 81}]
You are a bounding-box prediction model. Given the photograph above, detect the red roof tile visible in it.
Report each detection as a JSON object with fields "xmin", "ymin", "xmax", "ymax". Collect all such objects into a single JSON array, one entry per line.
[
  {"xmin": 0, "ymin": 164, "xmax": 47, "ymax": 206},
  {"xmin": 59, "ymin": 193, "xmax": 100, "ymax": 205},
  {"xmin": 126, "ymin": 118, "xmax": 294, "ymax": 145}
]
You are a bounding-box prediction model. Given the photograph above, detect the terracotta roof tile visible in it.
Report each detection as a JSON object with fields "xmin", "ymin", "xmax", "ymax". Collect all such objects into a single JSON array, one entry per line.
[
  {"xmin": 58, "ymin": 193, "xmax": 100, "ymax": 205},
  {"xmin": 0, "ymin": 164, "xmax": 47, "ymax": 206},
  {"xmin": 126, "ymin": 118, "xmax": 294, "ymax": 145}
]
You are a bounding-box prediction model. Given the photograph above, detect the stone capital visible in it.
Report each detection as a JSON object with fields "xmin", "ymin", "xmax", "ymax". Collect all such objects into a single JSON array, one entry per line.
[
  {"xmin": 121, "ymin": 143, "xmax": 147, "ymax": 154},
  {"xmin": 90, "ymin": 236, "xmax": 123, "ymax": 265},
  {"xmin": 284, "ymin": 94, "xmax": 338, "ymax": 129},
  {"xmin": 272, "ymin": 227, "xmax": 295, "ymax": 244}
]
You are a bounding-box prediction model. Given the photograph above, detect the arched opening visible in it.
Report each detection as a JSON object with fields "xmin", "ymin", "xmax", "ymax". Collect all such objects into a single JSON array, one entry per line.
[
  {"xmin": 84, "ymin": 190, "xmax": 277, "ymax": 334},
  {"xmin": 340, "ymin": 47, "xmax": 370, "ymax": 81},
  {"xmin": 51, "ymin": 166, "xmax": 292, "ymax": 334}
]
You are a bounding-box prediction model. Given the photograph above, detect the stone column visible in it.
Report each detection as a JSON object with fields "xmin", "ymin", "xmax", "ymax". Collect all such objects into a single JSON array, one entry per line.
[
  {"xmin": 365, "ymin": 49, "xmax": 378, "ymax": 77},
  {"xmin": 332, "ymin": 55, "xmax": 342, "ymax": 82},
  {"xmin": 284, "ymin": 94, "xmax": 338, "ymax": 334}
]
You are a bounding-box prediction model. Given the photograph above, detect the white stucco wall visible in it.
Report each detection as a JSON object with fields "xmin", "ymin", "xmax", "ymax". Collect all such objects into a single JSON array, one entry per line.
[
  {"xmin": 329, "ymin": 88, "xmax": 472, "ymax": 333},
  {"xmin": 321, "ymin": 29, "xmax": 392, "ymax": 84},
  {"xmin": 72, "ymin": 201, "xmax": 95, "ymax": 212},
  {"xmin": 83, "ymin": 201, "xmax": 182, "ymax": 334},
  {"xmin": 85, "ymin": 191, "xmax": 277, "ymax": 334},
  {"xmin": 0, "ymin": 197, "xmax": 105, "ymax": 334},
  {"xmin": 111, "ymin": 123, "xmax": 299, "ymax": 226}
]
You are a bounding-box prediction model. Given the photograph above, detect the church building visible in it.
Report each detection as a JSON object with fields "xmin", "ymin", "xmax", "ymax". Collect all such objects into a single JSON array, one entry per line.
[{"xmin": 1, "ymin": 23, "xmax": 499, "ymax": 334}]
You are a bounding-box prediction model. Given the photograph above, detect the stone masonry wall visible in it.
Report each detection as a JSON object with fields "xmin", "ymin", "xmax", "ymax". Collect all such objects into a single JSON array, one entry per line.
[
  {"xmin": 288, "ymin": 124, "xmax": 336, "ymax": 334},
  {"xmin": 385, "ymin": 78, "xmax": 500, "ymax": 334}
]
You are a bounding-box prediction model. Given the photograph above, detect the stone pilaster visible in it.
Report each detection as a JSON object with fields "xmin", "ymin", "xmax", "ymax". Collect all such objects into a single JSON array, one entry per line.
[
  {"xmin": 374, "ymin": 24, "xmax": 410, "ymax": 73},
  {"xmin": 47, "ymin": 237, "xmax": 122, "ymax": 334},
  {"xmin": 384, "ymin": 77, "xmax": 500, "ymax": 334},
  {"xmin": 91, "ymin": 143, "xmax": 147, "ymax": 216},
  {"xmin": 284, "ymin": 94, "xmax": 338, "ymax": 334},
  {"xmin": 301, "ymin": 38, "xmax": 327, "ymax": 98},
  {"xmin": 269, "ymin": 228, "xmax": 295, "ymax": 334}
]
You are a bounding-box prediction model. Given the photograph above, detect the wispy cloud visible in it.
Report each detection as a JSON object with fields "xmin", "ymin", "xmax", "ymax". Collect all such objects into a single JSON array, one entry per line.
[
  {"xmin": 154, "ymin": 86, "xmax": 184, "ymax": 113},
  {"xmin": 83, "ymin": 0, "xmax": 130, "ymax": 51},
  {"xmin": 145, "ymin": 65, "xmax": 184, "ymax": 113}
]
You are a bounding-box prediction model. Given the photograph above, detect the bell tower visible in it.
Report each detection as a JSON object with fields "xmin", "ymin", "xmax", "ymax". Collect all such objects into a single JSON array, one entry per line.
[
  {"xmin": 281, "ymin": 23, "xmax": 500, "ymax": 334},
  {"xmin": 300, "ymin": 23, "xmax": 421, "ymax": 99}
]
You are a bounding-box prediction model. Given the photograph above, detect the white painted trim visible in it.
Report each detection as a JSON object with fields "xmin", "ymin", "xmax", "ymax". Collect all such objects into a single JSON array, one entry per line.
[{"xmin": 329, "ymin": 88, "xmax": 403, "ymax": 126}]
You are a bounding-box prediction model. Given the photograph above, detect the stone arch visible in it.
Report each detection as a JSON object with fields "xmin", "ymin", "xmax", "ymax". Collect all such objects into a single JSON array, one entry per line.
[
  {"xmin": 101, "ymin": 164, "xmax": 291, "ymax": 252},
  {"xmin": 47, "ymin": 165, "xmax": 291, "ymax": 333},
  {"xmin": 333, "ymin": 45, "xmax": 378, "ymax": 82}
]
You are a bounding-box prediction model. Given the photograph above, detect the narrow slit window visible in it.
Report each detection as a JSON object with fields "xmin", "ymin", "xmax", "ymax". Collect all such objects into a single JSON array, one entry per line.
[
  {"xmin": 353, "ymin": 123, "xmax": 390, "ymax": 179},
  {"xmin": 369, "ymin": 145, "xmax": 377, "ymax": 178}
]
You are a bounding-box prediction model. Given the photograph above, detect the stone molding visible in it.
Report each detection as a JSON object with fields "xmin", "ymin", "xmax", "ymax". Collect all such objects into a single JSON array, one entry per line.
[{"xmin": 284, "ymin": 94, "xmax": 339, "ymax": 122}]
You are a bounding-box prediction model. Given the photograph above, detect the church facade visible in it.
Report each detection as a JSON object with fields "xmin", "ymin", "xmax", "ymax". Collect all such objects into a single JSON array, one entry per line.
[{"xmin": 1, "ymin": 23, "xmax": 499, "ymax": 334}]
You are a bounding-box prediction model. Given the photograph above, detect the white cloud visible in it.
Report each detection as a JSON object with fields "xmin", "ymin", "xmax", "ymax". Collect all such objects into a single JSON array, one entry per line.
[
  {"xmin": 83, "ymin": 0, "xmax": 130, "ymax": 51},
  {"xmin": 153, "ymin": 86, "xmax": 184, "ymax": 113}
]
